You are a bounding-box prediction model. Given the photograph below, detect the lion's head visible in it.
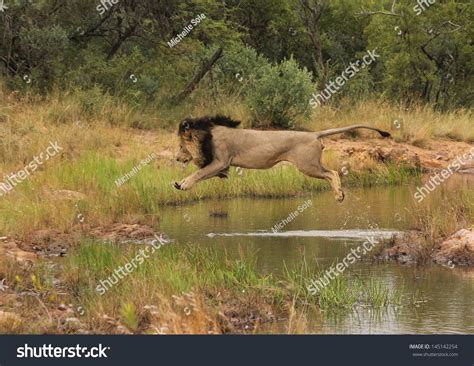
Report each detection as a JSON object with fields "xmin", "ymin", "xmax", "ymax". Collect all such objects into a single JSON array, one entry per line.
[
  {"xmin": 176, "ymin": 115, "xmax": 240, "ymax": 168},
  {"xmin": 176, "ymin": 140, "xmax": 193, "ymax": 166}
]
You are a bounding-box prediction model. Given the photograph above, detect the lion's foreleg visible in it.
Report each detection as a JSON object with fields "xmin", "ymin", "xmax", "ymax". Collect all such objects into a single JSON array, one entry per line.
[{"xmin": 174, "ymin": 161, "xmax": 228, "ymax": 190}]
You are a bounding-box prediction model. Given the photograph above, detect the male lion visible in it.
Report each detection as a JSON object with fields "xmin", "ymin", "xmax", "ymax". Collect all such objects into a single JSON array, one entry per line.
[{"xmin": 174, "ymin": 115, "xmax": 390, "ymax": 202}]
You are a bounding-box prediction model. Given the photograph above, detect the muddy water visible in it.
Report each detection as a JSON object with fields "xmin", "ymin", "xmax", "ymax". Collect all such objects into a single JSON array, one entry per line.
[{"xmin": 159, "ymin": 175, "xmax": 474, "ymax": 334}]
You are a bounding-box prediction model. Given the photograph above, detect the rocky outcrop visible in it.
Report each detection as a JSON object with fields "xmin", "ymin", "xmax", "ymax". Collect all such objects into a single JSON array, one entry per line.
[
  {"xmin": 432, "ymin": 229, "xmax": 474, "ymax": 266},
  {"xmin": 90, "ymin": 223, "xmax": 158, "ymax": 242},
  {"xmin": 0, "ymin": 237, "xmax": 38, "ymax": 264},
  {"xmin": 379, "ymin": 231, "xmax": 426, "ymax": 264},
  {"xmin": 379, "ymin": 229, "xmax": 474, "ymax": 267},
  {"xmin": 325, "ymin": 139, "xmax": 473, "ymax": 173},
  {"xmin": 367, "ymin": 146, "xmax": 421, "ymax": 168}
]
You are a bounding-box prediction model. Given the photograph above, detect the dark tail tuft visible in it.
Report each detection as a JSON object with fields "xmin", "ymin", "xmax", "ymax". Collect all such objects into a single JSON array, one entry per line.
[{"xmin": 379, "ymin": 130, "xmax": 391, "ymax": 138}]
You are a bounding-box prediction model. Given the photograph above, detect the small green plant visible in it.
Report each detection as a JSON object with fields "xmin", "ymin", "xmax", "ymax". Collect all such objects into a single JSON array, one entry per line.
[
  {"xmin": 364, "ymin": 278, "xmax": 389, "ymax": 307},
  {"xmin": 306, "ymin": 271, "xmax": 411, "ymax": 310},
  {"xmin": 120, "ymin": 302, "xmax": 139, "ymax": 332},
  {"xmin": 317, "ymin": 275, "xmax": 360, "ymax": 310}
]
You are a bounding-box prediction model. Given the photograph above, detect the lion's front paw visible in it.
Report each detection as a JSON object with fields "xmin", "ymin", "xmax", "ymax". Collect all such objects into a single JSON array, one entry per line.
[
  {"xmin": 336, "ymin": 190, "xmax": 345, "ymax": 203},
  {"xmin": 174, "ymin": 178, "xmax": 193, "ymax": 191}
]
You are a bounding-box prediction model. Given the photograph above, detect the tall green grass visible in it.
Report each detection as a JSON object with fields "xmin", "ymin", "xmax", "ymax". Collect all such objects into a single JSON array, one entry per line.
[
  {"xmin": 62, "ymin": 241, "xmax": 273, "ymax": 303},
  {"xmin": 60, "ymin": 242, "xmax": 411, "ymax": 315},
  {"xmin": 282, "ymin": 258, "xmax": 405, "ymax": 310}
]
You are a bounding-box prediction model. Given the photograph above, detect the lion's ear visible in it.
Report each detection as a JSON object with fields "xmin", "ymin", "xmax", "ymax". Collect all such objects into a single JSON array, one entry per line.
[{"xmin": 178, "ymin": 118, "xmax": 193, "ymax": 136}]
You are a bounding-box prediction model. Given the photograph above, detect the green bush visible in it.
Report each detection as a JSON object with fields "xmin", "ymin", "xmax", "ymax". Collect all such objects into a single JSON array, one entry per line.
[
  {"xmin": 245, "ymin": 57, "xmax": 315, "ymax": 128},
  {"xmin": 214, "ymin": 43, "xmax": 269, "ymax": 96}
]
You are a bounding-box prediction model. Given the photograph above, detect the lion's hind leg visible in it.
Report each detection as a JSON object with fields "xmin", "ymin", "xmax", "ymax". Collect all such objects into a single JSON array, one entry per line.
[
  {"xmin": 325, "ymin": 168, "xmax": 344, "ymax": 202},
  {"xmin": 293, "ymin": 160, "xmax": 345, "ymax": 202}
]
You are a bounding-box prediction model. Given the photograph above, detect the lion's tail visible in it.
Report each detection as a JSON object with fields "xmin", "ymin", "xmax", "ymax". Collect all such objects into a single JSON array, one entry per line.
[{"xmin": 315, "ymin": 125, "xmax": 391, "ymax": 139}]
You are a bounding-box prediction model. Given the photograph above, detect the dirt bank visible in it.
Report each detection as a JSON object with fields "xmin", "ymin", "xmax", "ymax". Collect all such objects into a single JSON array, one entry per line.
[
  {"xmin": 379, "ymin": 228, "xmax": 474, "ymax": 267},
  {"xmin": 0, "ymin": 223, "xmax": 160, "ymax": 265},
  {"xmin": 433, "ymin": 229, "xmax": 474, "ymax": 266},
  {"xmin": 324, "ymin": 138, "xmax": 474, "ymax": 173}
]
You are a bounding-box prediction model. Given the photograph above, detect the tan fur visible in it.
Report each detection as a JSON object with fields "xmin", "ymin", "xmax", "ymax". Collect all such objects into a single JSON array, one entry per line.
[{"xmin": 175, "ymin": 124, "xmax": 390, "ymax": 202}]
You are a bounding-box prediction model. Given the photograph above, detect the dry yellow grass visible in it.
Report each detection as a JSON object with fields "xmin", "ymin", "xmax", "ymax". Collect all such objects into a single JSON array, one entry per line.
[{"xmin": 308, "ymin": 99, "xmax": 474, "ymax": 144}]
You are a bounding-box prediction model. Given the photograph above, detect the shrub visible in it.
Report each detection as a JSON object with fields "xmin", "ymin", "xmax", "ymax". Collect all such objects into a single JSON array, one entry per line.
[
  {"xmin": 245, "ymin": 57, "xmax": 315, "ymax": 128},
  {"xmin": 214, "ymin": 43, "xmax": 269, "ymax": 96}
]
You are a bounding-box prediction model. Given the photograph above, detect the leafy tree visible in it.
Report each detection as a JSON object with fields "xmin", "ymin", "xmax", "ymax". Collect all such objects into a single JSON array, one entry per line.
[{"xmin": 0, "ymin": 0, "xmax": 471, "ymax": 114}]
